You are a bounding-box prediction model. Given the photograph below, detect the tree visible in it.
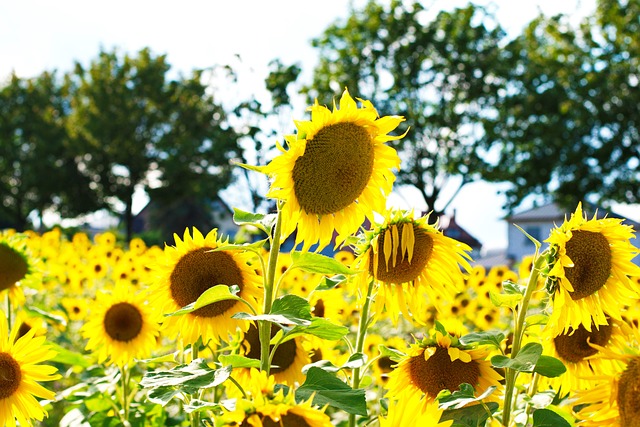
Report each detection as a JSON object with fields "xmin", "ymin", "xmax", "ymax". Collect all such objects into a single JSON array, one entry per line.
[
  {"xmin": 483, "ymin": 0, "xmax": 640, "ymax": 211},
  {"xmin": 67, "ymin": 48, "xmax": 241, "ymax": 240},
  {"xmin": 0, "ymin": 72, "xmax": 98, "ymax": 230},
  {"xmin": 307, "ymin": 0, "xmax": 508, "ymax": 216}
]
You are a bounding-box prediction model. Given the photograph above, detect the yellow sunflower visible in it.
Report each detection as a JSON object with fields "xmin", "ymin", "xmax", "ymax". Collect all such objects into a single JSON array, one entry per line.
[
  {"xmin": 0, "ymin": 309, "xmax": 61, "ymax": 427},
  {"xmin": 544, "ymin": 203, "xmax": 640, "ymax": 334},
  {"xmin": 81, "ymin": 281, "xmax": 160, "ymax": 367},
  {"xmin": 353, "ymin": 210, "xmax": 472, "ymax": 324},
  {"xmin": 385, "ymin": 330, "xmax": 502, "ymax": 409},
  {"xmin": 149, "ymin": 227, "xmax": 262, "ymax": 346},
  {"xmin": 61, "ymin": 297, "xmax": 90, "ymax": 322},
  {"xmin": 217, "ymin": 368, "xmax": 333, "ymax": 427},
  {"xmin": 260, "ymin": 88, "xmax": 406, "ymax": 251},
  {"xmin": 0, "ymin": 233, "xmax": 39, "ymax": 305},
  {"xmin": 380, "ymin": 393, "xmax": 453, "ymax": 427},
  {"xmin": 573, "ymin": 326, "xmax": 640, "ymax": 427}
]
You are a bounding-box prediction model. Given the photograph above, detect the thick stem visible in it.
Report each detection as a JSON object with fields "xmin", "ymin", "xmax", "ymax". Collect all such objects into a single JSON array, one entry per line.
[
  {"xmin": 502, "ymin": 254, "xmax": 546, "ymax": 427},
  {"xmin": 348, "ymin": 278, "xmax": 376, "ymax": 427},
  {"xmin": 120, "ymin": 364, "xmax": 130, "ymax": 424},
  {"xmin": 260, "ymin": 206, "xmax": 283, "ymax": 374},
  {"xmin": 191, "ymin": 344, "xmax": 200, "ymax": 427}
]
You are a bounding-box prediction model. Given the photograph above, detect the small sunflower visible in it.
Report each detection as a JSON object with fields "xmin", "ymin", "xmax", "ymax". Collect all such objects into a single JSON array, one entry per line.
[
  {"xmin": 81, "ymin": 281, "xmax": 160, "ymax": 367},
  {"xmin": 353, "ymin": 210, "xmax": 472, "ymax": 323},
  {"xmin": 61, "ymin": 297, "xmax": 90, "ymax": 322},
  {"xmin": 0, "ymin": 309, "xmax": 61, "ymax": 427},
  {"xmin": 0, "ymin": 233, "xmax": 39, "ymax": 304},
  {"xmin": 385, "ymin": 329, "xmax": 502, "ymax": 409},
  {"xmin": 260, "ymin": 88, "xmax": 406, "ymax": 251},
  {"xmin": 544, "ymin": 203, "xmax": 640, "ymax": 334},
  {"xmin": 380, "ymin": 393, "xmax": 453, "ymax": 427},
  {"xmin": 150, "ymin": 227, "xmax": 262, "ymax": 346},
  {"xmin": 217, "ymin": 368, "xmax": 333, "ymax": 427}
]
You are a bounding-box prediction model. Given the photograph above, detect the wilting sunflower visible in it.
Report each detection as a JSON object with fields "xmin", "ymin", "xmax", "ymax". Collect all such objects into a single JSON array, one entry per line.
[
  {"xmin": 573, "ymin": 326, "xmax": 640, "ymax": 427},
  {"xmin": 82, "ymin": 281, "xmax": 160, "ymax": 367},
  {"xmin": 380, "ymin": 393, "xmax": 452, "ymax": 427},
  {"xmin": 259, "ymin": 88, "xmax": 406, "ymax": 251},
  {"xmin": 544, "ymin": 203, "xmax": 640, "ymax": 334},
  {"xmin": 0, "ymin": 233, "xmax": 39, "ymax": 305},
  {"xmin": 385, "ymin": 329, "xmax": 502, "ymax": 409},
  {"xmin": 218, "ymin": 368, "xmax": 333, "ymax": 427},
  {"xmin": 0, "ymin": 309, "xmax": 61, "ymax": 427},
  {"xmin": 353, "ymin": 210, "xmax": 472, "ymax": 323},
  {"xmin": 234, "ymin": 323, "xmax": 310, "ymax": 386},
  {"xmin": 150, "ymin": 228, "xmax": 262, "ymax": 346}
]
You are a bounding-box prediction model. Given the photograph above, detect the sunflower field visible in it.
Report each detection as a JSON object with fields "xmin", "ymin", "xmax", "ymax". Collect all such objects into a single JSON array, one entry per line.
[{"xmin": 2, "ymin": 89, "xmax": 640, "ymax": 427}]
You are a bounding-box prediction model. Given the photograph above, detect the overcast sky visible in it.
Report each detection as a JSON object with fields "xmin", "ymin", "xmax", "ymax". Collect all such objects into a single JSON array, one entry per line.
[{"xmin": 5, "ymin": 0, "xmax": 631, "ymax": 251}]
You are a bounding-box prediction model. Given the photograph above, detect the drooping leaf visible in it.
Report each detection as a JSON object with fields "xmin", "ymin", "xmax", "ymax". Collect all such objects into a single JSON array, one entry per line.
[{"xmin": 295, "ymin": 367, "xmax": 367, "ymax": 416}]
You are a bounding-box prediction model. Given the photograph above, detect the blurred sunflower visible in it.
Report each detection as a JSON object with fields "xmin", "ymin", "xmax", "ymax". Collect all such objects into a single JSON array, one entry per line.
[
  {"xmin": 150, "ymin": 228, "xmax": 262, "ymax": 346},
  {"xmin": 260, "ymin": 88, "xmax": 406, "ymax": 251},
  {"xmin": 0, "ymin": 309, "xmax": 61, "ymax": 427},
  {"xmin": 353, "ymin": 210, "xmax": 472, "ymax": 323},
  {"xmin": 380, "ymin": 393, "xmax": 452, "ymax": 427},
  {"xmin": 81, "ymin": 281, "xmax": 160, "ymax": 366},
  {"xmin": 217, "ymin": 368, "xmax": 333, "ymax": 427},
  {"xmin": 385, "ymin": 329, "xmax": 502, "ymax": 409},
  {"xmin": 544, "ymin": 203, "xmax": 640, "ymax": 334},
  {"xmin": 0, "ymin": 233, "xmax": 39, "ymax": 305},
  {"xmin": 573, "ymin": 326, "xmax": 640, "ymax": 426},
  {"xmin": 61, "ymin": 297, "xmax": 90, "ymax": 322}
]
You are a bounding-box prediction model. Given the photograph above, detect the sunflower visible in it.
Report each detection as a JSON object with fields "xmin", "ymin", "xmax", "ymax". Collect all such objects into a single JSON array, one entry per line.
[
  {"xmin": 385, "ymin": 330, "xmax": 502, "ymax": 409},
  {"xmin": 61, "ymin": 297, "xmax": 90, "ymax": 322},
  {"xmin": 573, "ymin": 326, "xmax": 640, "ymax": 427},
  {"xmin": 353, "ymin": 210, "xmax": 472, "ymax": 324},
  {"xmin": 260, "ymin": 88, "xmax": 406, "ymax": 251},
  {"xmin": 0, "ymin": 309, "xmax": 61, "ymax": 427},
  {"xmin": 150, "ymin": 227, "xmax": 262, "ymax": 346},
  {"xmin": 0, "ymin": 233, "xmax": 39, "ymax": 304},
  {"xmin": 81, "ymin": 281, "xmax": 160, "ymax": 367},
  {"xmin": 234, "ymin": 323, "xmax": 310, "ymax": 386},
  {"xmin": 217, "ymin": 368, "xmax": 333, "ymax": 427},
  {"xmin": 380, "ymin": 393, "xmax": 453, "ymax": 427},
  {"xmin": 544, "ymin": 203, "xmax": 640, "ymax": 334}
]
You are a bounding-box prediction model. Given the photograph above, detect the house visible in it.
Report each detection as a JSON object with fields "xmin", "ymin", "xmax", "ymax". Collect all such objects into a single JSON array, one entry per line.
[
  {"xmin": 439, "ymin": 210, "xmax": 483, "ymax": 259},
  {"xmin": 505, "ymin": 202, "xmax": 640, "ymax": 265}
]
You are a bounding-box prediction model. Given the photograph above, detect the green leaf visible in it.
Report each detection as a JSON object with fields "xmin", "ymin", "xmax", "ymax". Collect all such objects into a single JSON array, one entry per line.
[
  {"xmin": 438, "ymin": 383, "xmax": 497, "ymax": 410},
  {"xmin": 343, "ymin": 352, "xmax": 367, "ymax": 369},
  {"xmin": 315, "ymin": 274, "xmax": 348, "ymax": 291},
  {"xmin": 271, "ymin": 294, "xmax": 312, "ymax": 320},
  {"xmin": 165, "ymin": 285, "xmax": 241, "ymax": 317},
  {"xmin": 459, "ymin": 331, "xmax": 505, "ymax": 349},
  {"xmin": 24, "ymin": 305, "xmax": 68, "ymax": 327},
  {"xmin": 147, "ymin": 386, "xmax": 183, "ymax": 406},
  {"xmin": 295, "ymin": 367, "xmax": 367, "ymax": 416},
  {"xmin": 285, "ymin": 318, "xmax": 349, "ymax": 341},
  {"xmin": 183, "ymin": 399, "xmax": 230, "ymax": 414},
  {"xmin": 440, "ymin": 402, "xmax": 499, "ymax": 427},
  {"xmin": 138, "ymin": 351, "xmax": 179, "ymax": 364},
  {"xmin": 534, "ymin": 355, "xmax": 567, "ymax": 378},
  {"xmin": 232, "ymin": 208, "xmax": 276, "ymax": 233},
  {"xmin": 492, "ymin": 342, "xmax": 543, "ymax": 372},
  {"xmin": 489, "ymin": 289, "xmax": 522, "ymax": 309},
  {"xmin": 378, "ymin": 345, "xmax": 405, "ymax": 361},
  {"xmin": 290, "ymin": 251, "xmax": 355, "ymax": 275},
  {"xmin": 532, "ymin": 408, "xmax": 572, "ymax": 427},
  {"xmin": 218, "ymin": 355, "xmax": 261, "ymax": 369},
  {"xmin": 140, "ymin": 359, "xmax": 231, "ymax": 391},
  {"xmin": 48, "ymin": 343, "xmax": 90, "ymax": 367},
  {"xmin": 525, "ymin": 313, "xmax": 549, "ymax": 327},
  {"xmin": 214, "ymin": 239, "xmax": 268, "ymax": 253}
]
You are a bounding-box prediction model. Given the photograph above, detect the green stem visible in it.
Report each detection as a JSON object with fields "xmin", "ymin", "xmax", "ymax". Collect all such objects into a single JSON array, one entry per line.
[
  {"xmin": 191, "ymin": 344, "xmax": 200, "ymax": 427},
  {"xmin": 502, "ymin": 254, "xmax": 546, "ymax": 427},
  {"xmin": 6, "ymin": 292, "xmax": 11, "ymax": 331},
  {"xmin": 120, "ymin": 364, "xmax": 130, "ymax": 424},
  {"xmin": 348, "ymin": 278, "xmax": 376, "ymax": 427},
  {"xmin": 260, "ymin": 204, "xmax": 283, "ymax": 374}
]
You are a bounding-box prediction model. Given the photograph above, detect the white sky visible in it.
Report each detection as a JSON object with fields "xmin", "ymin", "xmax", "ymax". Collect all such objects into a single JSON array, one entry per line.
[{"xmin": 5, "ymin": 0, "xmax": 636, "ymax": 251}]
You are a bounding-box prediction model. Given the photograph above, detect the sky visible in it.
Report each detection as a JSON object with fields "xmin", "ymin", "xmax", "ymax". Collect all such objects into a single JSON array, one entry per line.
[{"xmin": 4, "ymin": 0, "xmax": 635, "ymax": 251}]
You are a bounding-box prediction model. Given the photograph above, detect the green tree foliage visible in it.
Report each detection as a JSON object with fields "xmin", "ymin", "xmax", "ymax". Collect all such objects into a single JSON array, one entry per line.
[
  {"xmin": 66, "ymin": 48, "xmax": 241, "ymax": 240},
  {"xmin": 483, "ymin": 0, "xmax": 640, "ymax": 210},
  {"xmin": 307, "ymin": 0, "xmax": 507, "ymax": 216},
  {"xmin": 0, "ymin": 72, "xmax": 99, "ymax": 230}
]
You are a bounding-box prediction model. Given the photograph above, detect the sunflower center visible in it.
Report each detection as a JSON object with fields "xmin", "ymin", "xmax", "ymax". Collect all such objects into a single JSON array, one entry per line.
[
  {"xmin": 617, "ymin": 357, "xmax": 640, "ymax": 427},
  {"xmin": 262, "ymin": 412, "xmax": 313, "ymax": 427},
  {"xmin": 564, "ymin": 230, "xmax": 611, "ymax": 300},
  {"xmin": 292, "ymin": 122, "xmax": 374, "ymax": 215},
  {"xmin": 0, "ymin": 352, "xmax": 22, "ymax": 399},
  {"xmin": 169, "ymin": 248, "xmax": 244, "ymax": 318},
  {"xmin": 370, "ymin": 224, "xmax": 434, "ymax": 284},
  {"xmin": 243, "ymin": 324, "xmax": 297, "ymax": 373},
  {"xmin": 103, "ymin": 302, "xmax": 143, "ymax": 342},
  {"xmin": 408, "ymin": 347, "xmax": 480, "ymax": 397},
  {"xmin": 553, "ymin": 322, "xmax": 613, "ymax": 363},
  {"xmin": 0, "ymin": 244, "xmax": 29, "ymax": 291}
]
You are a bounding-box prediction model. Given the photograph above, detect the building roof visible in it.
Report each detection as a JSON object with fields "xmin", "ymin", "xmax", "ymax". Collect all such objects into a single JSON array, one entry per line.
[
  {"xmin": 439, "ymin": 210, "xmax": 483, "ymax": 250},
  {"xmin": 506, "ymin": 202, "xmax": 640, "ymax": 228}
]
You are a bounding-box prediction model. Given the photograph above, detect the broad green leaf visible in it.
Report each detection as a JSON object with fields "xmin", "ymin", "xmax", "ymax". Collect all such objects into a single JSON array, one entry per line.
[
  {"xmin": 138, "ymin": 351, "xmax": 179, "ymax": 364},
  {"xmin": 183, "ymin": 399, "xmax": 233, "ymax": 414},
  {"xmin": 48, "ymin": 343, "xmax": 90, "ymax": 367},
  {"xmin": 147, "ymin": 386, "xmax": 183, "ymax": 406},
  {"xmin": 140, "ymin": 359, "xmax": 231, "ymax": 391},
  {"xmin": 233, "ymin": 312, "xmax": 311, "ymax": 326},
  {"xmin": 532, "ymin": 408, "xmax": 572, "ymax": 427},
  {"xmin": 438, "ymin": 383, "xmax": 497, "ymax": 409},
  {"xmin": 24, "ymin": 305, "xmax": 68, "ymax": 326},
  {"xmin": 296, "ymin": 367, "xmax": 367, "ymax": 416},
  {"xmin": 315, "ymin": 274, "xmax": 348, "ymax": 291},
  {"xmin": 290, "ymin": 251, "xmax": 355, "ymax": 275},
  {"xmin": 378, "ymin": 345, "xmax": 405, "ymax": 361},
  {"xmin": 525, "ymin": 313, "xmax": 550, "ymax": 327},
  {"xmin": 492, "ymin": 342, "xmax": 543, "ymax": 372},
  {"xmin": 440, "ymin": 402, "xmax": 499, "ymax": 427},
  {"xmin": 302, "ymin": 359, "xmax": 341, "ymax": 374},
  {"xmin": 285, "ymin": 318, "xmax": 349, "ymax": 341},
  {"xmin": 219, "ymin": 355, "xmax": 261, "ymax": 369},
  {"xmin": 232, "ymin": 208, "xmax": 276, "ymax": 233},
  {"xmin": 271, "ymin": 294, "xmax": 312, "ymax": 320},
  {"xmin": 459, "ymin": 331, "xmax": 505, "ymax": 349},
  {"xmin": 503, "ymin": 280, "xmax": 525, "ymax": 295},
  {"xmin": 213, "ymin": 239, "xmax": 268, "ymax": 253},
  {"xmin": 343, "ymin": 352, "xmax": 367, "ymax": 369},
  {"xmin": 534, "ymin": 355, "xmax": 567, "ymax": 378},
  {"xmin": 490, "ymin": 289, "xmax": 522, "ymax": 309},
  {"xmin": 165, "ymin": 285, "xmax": 241, "ymax": 317}
]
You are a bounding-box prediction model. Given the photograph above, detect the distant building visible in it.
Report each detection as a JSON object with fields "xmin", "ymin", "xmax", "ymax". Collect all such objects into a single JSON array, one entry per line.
[{"xmin": 439, "ymin": 210, "xmax": 483, "ymax": 259}]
